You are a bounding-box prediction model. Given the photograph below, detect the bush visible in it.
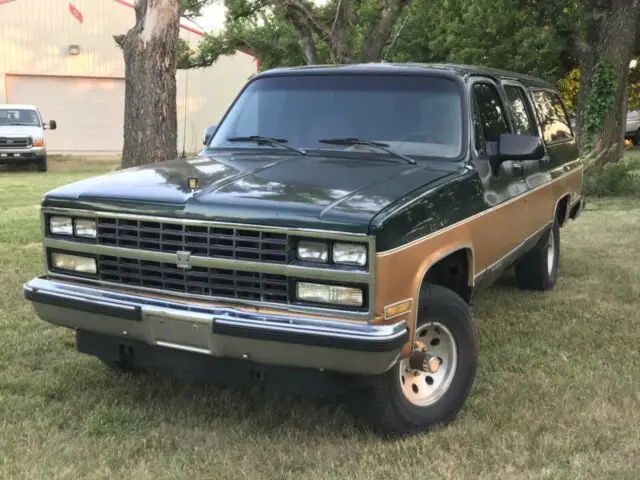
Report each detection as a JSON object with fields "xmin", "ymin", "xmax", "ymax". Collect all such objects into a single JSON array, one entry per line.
[{"xmin": 582, "ymin": 155, "xmax": 640, "ymax": 197}]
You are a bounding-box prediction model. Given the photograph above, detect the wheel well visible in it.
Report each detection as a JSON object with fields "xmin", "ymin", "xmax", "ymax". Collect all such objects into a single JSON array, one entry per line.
[
  {"xmin": 422, "ymin": 249, "xmax": 472, "ymax": 302},
  {"xmin": 556, "ymin": 195, "xmax": 570, "ymax": 227}
]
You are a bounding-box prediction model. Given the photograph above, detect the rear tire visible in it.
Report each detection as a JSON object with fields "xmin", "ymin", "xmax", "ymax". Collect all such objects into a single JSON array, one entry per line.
[
  {"xmin": 36, "ymin": 157, "xmax": 47, "ymax": 172},
  {"xmin": 515, "ymin": 219, "xmax": 560, "ymax": 291},
  {"xmin": 348, "ymin": 284, "xmax": 478, "ymax": 436}
]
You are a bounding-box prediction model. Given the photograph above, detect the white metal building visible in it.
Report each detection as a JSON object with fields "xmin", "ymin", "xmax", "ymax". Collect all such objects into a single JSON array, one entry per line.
[{"xmin": 0, "ymin": 0, "xmax": 258, "ymax": 155}]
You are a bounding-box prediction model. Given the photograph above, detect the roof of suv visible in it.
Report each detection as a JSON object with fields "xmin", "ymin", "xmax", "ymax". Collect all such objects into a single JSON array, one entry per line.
[{"xmin": 254, "ymin": 62, "xmax": 556, "ymax": 90}]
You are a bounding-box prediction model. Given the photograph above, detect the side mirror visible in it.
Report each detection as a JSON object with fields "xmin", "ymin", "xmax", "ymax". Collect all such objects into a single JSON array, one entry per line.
[
  {"xmin": 203, "ymin": 124, "xmax": 217, "ymax": 145},
  {"xmin": 44, "ymin": 120, "xmax": 57, "ymax": 130},
  {"xmin": 498, "ymin": 133, "xmax": 544, "ymax": 161}
]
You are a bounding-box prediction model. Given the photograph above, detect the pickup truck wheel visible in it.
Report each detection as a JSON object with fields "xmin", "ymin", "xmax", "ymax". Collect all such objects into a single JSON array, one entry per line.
[
  {"xmin": 515, "ymin": 219, "xmax": 560, "ymax": 291},
  {"xmin": 36, "ymin": 157, "xmax": 47, "ymax": 172},
  {"xmin": 348, "ymin": 284, "xmax": 478, "ymax": 436},
  {"xmin": 634, "ymin": 129, "xmax": 640, "ymax": 146}
]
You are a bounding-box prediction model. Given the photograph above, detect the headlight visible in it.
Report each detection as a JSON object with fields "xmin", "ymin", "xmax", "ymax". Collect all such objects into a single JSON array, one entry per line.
[
  {"xmin": 333, "ymin": 243, "xmax": 367, "ymax": 266},
  {"xmin": 49, "ymin": 216, "xmax": 73, "ymax": 235},
  {"xmin": 51, "ymin": 253, "xmax": 97, "ymax": 274},
  {"xmin": 297, "ymin": 241, "xmax": 329, "ymax": 263},
  {"xmin": 74, "ymin": 219, "xmax": 97, "ymax": 238},
  {"xmin": 296, "ymin": 282, "xmax": 363, "ymax": 307}
]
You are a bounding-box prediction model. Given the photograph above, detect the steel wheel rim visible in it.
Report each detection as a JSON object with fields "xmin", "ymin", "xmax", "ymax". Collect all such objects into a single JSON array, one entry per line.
[
  {"xmin": 547, "ymin": 229, "xmax": 555, "ymax": 275},
  {"xmin": 398, "ymin": 322, "xmax": 458, "ymax": 407}
]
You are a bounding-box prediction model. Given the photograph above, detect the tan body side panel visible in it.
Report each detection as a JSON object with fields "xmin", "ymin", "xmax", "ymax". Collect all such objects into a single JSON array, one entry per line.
[{"xmin": 375, "ymin": 167, "xmax": 583, "ymax": 356}]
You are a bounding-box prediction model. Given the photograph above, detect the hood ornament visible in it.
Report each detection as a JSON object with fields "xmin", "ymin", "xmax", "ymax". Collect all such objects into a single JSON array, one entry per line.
[{"xmin": 188, "ymin": 177, "xmax": 199, "ymax": 190}]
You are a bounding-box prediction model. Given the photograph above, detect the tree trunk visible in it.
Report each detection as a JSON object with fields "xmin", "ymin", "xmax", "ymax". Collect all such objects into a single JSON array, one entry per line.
[
  {"xmin": 577, "ymin": 0, "xmax": 640, "ymax": 164},
  {"xmin": 359, "ymin": 0, "xmax": 411, "ymax": 62},
  {"xmin": 119, "ymin": 0, "xmax": 180, "ymax": 169}
]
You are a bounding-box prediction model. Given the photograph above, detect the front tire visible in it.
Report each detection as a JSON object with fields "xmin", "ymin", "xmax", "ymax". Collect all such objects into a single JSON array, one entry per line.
[
  {"xmin": 515, "ymin": 219, "xmax": 560, "ymax": 291},
  {"xmin": 36, "ymin": 157, "xmax": 47, "ymax": 172},
  {"xmin": 348, "ymin": 284, "xmax": 479, "ymax": 436},
  {"xmin": 634, "ymin": 129, "xmax": 640, "ymax": 146}
]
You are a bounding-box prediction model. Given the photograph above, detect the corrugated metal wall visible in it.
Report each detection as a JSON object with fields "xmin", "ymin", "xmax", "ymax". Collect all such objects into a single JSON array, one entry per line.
[{"xmin": 0, "ymin": 0, "xmax": 257, "ymax": 154}]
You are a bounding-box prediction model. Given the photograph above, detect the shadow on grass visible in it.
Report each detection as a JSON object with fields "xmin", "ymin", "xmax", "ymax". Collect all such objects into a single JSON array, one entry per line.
[{"xmin": 39, "ymin": 349, "xmax": 374, "ymax": 439}]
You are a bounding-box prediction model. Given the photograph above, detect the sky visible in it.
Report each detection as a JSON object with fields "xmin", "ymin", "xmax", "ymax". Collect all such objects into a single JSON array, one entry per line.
[{"xmin": 194, "ymin": 2, "xmax": 226, "ymax": 32}]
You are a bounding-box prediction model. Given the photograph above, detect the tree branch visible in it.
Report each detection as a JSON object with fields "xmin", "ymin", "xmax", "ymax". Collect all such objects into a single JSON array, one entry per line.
[
  {"xmin": 287, "ymin": 18, "xmax": 320, "ymax": 64},
  {"xmin": 273, "ymin": 0, "xmax": 352, "ymax": 63},
  {"xmin": 359, "ymin": 0, "xmax": 411, "ymax": 62}
]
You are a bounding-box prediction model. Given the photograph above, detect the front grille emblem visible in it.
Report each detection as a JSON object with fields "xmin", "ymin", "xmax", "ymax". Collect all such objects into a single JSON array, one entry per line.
[{"xmin": 176, "ymin": 250, "xmax": 192, "ymax": 270}]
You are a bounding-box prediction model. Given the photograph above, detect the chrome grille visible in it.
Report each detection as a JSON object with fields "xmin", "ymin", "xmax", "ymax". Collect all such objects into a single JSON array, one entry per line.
[
  {"xmin": 97, "ymin": 255, "xmax": 290, "ymax": 304},
  {"xmin": 0, "ymin": 136, "xmax": 29, "ymax": 148},
  {"xmin": 96, "ymin": 217, "xmax": 288, "ymax": 264}
]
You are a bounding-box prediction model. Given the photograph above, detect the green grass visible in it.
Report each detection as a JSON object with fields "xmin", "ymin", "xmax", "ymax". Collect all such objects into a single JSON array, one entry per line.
[{"xmin": 1, "ymin": 157, "xmax": 639, "ymax": 479}]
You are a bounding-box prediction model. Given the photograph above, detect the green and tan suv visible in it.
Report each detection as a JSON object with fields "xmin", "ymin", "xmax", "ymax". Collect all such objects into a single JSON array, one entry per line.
[{"xmin": 24, "ymin": 63, "xmax": 584, "ymax": 435}]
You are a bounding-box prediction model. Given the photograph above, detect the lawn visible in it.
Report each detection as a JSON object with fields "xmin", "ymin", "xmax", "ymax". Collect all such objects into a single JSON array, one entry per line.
[{"xmin": 1, "ymin": 157, "xmax": 639, "ymax": 479}]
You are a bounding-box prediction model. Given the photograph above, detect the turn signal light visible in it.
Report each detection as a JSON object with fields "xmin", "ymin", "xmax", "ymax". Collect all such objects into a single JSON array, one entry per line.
[{"xmin": 384, "ymin": 299, "xmax": 412, "ymax": 320}]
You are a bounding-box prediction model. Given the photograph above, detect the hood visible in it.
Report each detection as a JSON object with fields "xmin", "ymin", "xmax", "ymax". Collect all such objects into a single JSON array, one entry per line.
[
  {"xmin": 42, "ymin": 151, "xmax": 459, "ymax": 233},
  {"xmin": 0, "ymin": 125, "xmax": 43, "ymax": 137}
]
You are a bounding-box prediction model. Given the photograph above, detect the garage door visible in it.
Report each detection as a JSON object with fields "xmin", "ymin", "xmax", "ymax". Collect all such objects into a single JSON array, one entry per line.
[{"xmin": 6, "ymin": 75, "xmax": 125, "ymax": 154}]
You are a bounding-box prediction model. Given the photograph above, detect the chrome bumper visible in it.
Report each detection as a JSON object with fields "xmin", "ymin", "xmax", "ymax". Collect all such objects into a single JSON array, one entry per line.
[
  {"xmin": 24, "ymin": 276, "xmax": 408, "ymax": 375},
  {"xmin": 0, "ymin": 146, "xmax": 45, "ymax": 159}
]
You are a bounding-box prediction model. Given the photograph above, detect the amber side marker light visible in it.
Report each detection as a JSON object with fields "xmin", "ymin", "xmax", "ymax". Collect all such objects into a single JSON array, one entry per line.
[{"xmin": 384, "ymin": 299, "xmax": 413, "ymax": 320}]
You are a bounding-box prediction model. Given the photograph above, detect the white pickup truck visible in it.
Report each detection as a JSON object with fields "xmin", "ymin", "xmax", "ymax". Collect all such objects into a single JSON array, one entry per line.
[
  {"xmin": 0, "ymin": 104, "xmax": 56, "ymax": 172},
  {"xmin": 627, "ymin": 110, "xmax": 640, "ymax": 145}
]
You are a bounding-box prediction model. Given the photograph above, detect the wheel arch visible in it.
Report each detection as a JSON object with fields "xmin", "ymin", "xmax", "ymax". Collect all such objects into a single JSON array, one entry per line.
[
  {"xmin": 555, "ymin": 193, "xmax": 571, "ymax": 227},
  {"xmin": 399, "ymin": 245, "xmax": 475, "ymax": 358}
]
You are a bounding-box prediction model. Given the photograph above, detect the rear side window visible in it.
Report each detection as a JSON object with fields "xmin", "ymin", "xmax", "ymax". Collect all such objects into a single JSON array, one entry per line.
[
  {"xmin": 530, "ymin": 90, "xmax": 573, "ymax": 144},
  {"xmin": 504, "ymin": 85, "xmax": 535, "ymax": 135},
  {"xmin": 473, "ymin": 83, "xmax": 509, "ymax": 143}
]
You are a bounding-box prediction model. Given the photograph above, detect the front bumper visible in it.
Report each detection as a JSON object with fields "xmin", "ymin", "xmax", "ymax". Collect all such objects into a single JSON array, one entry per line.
[
  {"xmin": 0, "ymin": 147, "xmax": 45, "ymax": 162},
  {"xmin": 24, "ymin": 276, "xmax": 408, "ymax": 376}
]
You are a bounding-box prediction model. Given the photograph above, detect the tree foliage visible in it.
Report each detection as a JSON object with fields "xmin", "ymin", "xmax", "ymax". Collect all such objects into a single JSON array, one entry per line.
[
  {"xmin": 188, "ymin": 0, "xmax": 415, "ymax": 69},
  {"xmin": 118, "ymin": 0, "xmax": 640, "ymax": 166}
]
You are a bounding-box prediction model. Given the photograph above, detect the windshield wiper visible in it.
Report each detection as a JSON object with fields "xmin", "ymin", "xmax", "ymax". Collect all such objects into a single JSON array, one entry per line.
[
  {"xmin": 226, "ymin": 136, "xmax": 306, "ymax": 155},
  {"xmin": 317, "ymin": 137, "xmax": 416, "ymax": 165}
]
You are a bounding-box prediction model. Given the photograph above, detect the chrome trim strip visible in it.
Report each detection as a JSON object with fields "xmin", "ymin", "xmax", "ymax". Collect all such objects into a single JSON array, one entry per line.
[
  {"xmin": 377, "ymin": 166, "xmax": 583, "ymax": 256},
  {"xmin": 473, "ymin": 220, "xmax": 552, "ymax": 281},
  {"xmin": 44, "ymin": 237, "xmax": 370, "ymax": 283},
  {"xmin": 155, "ymin": 341, "xmax": 210, "ymax": 355},
  {"xmin": 24, "ymin": 277, "xmax": 404, "ymax": 339},
  {"xmin": 42, "ymin": 207, "xmax": 369, "ymax": 239}
]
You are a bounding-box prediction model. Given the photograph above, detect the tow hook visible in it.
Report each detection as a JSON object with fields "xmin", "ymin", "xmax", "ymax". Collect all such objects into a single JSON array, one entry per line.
[{"xmin": 409, "ymin": 350, "xmax": 441, "ymax": 374}]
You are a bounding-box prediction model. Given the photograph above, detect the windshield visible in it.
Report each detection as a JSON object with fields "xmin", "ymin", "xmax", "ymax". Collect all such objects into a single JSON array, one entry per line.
[
  {"xmin": 0, "ymin": 109, "xmax": 41, "ymax": 126},
  {"xmin": 210, "ymin": 74, "xmax": 464, "ymax": 159}
]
